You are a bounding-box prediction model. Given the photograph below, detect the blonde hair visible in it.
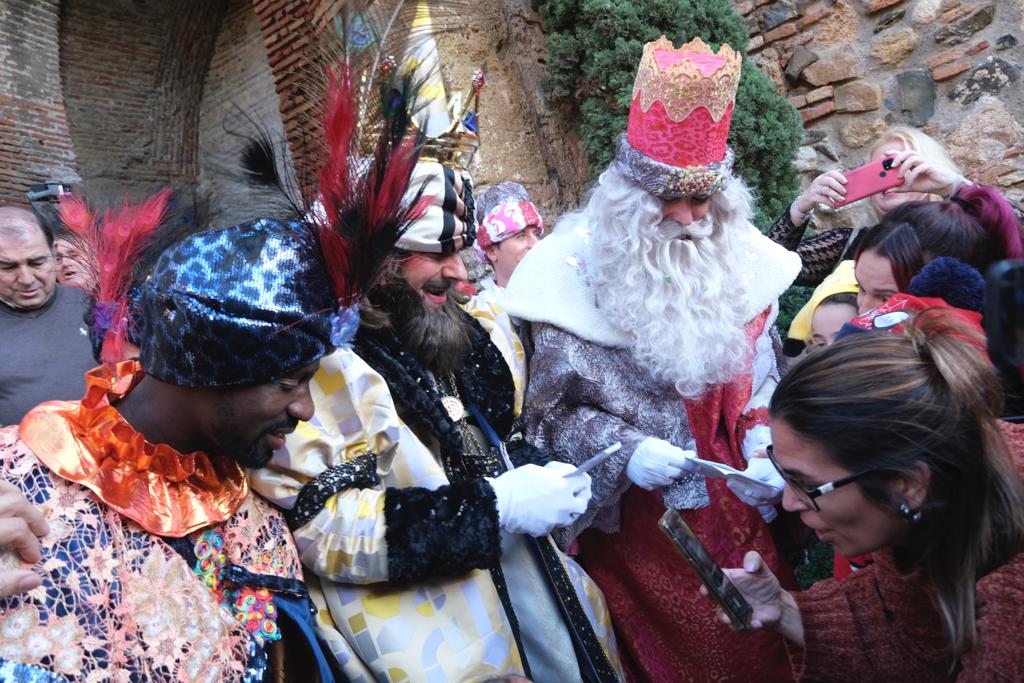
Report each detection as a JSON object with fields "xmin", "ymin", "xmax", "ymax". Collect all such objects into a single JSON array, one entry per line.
[{"xmin": 868, "ymin": 125, "xmax": 961, "ymax": 175}]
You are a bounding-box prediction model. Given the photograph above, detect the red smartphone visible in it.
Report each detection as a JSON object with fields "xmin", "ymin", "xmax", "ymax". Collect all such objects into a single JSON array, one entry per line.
[{"xmin": 833, "ymin": 156, "xmax": 904, "ymax": 206}]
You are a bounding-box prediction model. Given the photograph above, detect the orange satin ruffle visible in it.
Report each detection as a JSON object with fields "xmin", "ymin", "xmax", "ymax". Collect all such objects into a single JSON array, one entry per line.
[{"xmin": 19, "ymin": 360, "xmax": 248, "ymax": 537}]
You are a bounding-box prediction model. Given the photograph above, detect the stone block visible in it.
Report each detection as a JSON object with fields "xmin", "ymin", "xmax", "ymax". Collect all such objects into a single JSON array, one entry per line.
[
  {"xmin": 814, "ymin": 143, "xmax": 840, "ymax": 162},
  {"xmin": 764, "ymin": 22, "xmax": 798, "ymax": 45},
  {"xmin": 802, "ymin": 129, "xmax": 829, "ymax": 145},
  {"xmin": 940, "ymin": 3, "xmax": 974, "ymax": 23},
  {"xmin": 873, "ymin": 28, "xmax": 920, "ymax": 65},
  {"xmin": 789, "ymin": 94, "xmax": 808, "ymax": 108},
  {"xmin": 949, "ymin": 57, "xmax": 1023, "ymax": 105},
  {"xmin": 896, "ymin": 69, "xmax": 936, "ymax": 125},
  {"xmin": 749, "ymin": 35, "xmax": 765, "ymax": 52},
  {"xmin": 794, "ymin": 145, "xmax": 826, "ymax": 173},
  {"xmin": 932, "ymin": 59, "xmax": 972, "ymax": 80},
  {"xmin": 798, "ymin": 7, "xmax": 830, "ymax": 29},
  {"xmin": 999, "ymin": 171, "xmax": 1024, "ymax": 186},
  {"xmin": 996, "ymin": 35, "xmax": 1019, "ymax": 50},
  {"xmin": 935, "ymin": 3, "xmax": 994, "ymax": 46},
  {"xmin": 785, "ymin": 46, "xmax": 819, "ymax": 82},
  {"xmin": 800, "ymin": 100, "xmax": 837, "ymax": 123},
  {"xmin": 783, "ymin": 31, "xmax": 815, "ymax": 50},
  {"xmin": 736, "ymin": 0, "xmax": 756, "ymax": 16},
  {"xmin": 806, "ymin": 85, "xmax": 835, "ymax": 103},
  {"xmin": 816, "ymin": 1, "xmax": 860, "ymax": 48},
  {"xmin": 946, "ymin": 100, "xmax": 1024, "ymax": 171},
  {"xmin": 834, "ymin": 81, "xmax": 883, "ymax": 111},
  {"xmin": 911, "ymin": 0, "xmax": 943, "ymax": 24},
  {"xmin": 840, "ymin": 118, "xmax": 888, "ymax": 148},
  {"xmin": 926, "ymin": 46, "xmax": 965, "ymax": 69},
  {"xmin": 760, "ymin": 2, "xmax": 798, "ymax": 31},
  {"xmin": 802, "ymin": 52, "xmax": 860, "ymax": 86},
  {"xmin": 866, "ymin": 0, "xmax": 904, "ymax": 12},
  {"xmin": 874, "ymin": 8, "xmax": 906, "ymax": 32},
  {"xmin": 980, "ymin": 162, "xmax": 1016, "ymax": 185}
]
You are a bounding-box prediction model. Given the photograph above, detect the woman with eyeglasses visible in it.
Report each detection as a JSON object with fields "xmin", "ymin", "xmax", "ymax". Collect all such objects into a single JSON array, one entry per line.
[{"xmin": 713, "ymin": 309, "xmax": 1024, "ymax": 680}]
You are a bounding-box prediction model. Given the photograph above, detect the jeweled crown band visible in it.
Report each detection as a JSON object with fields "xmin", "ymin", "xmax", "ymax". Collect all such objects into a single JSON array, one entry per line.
[{"xmin": 613, "ymin": 134, "xmax": 733, "ymax": 199}]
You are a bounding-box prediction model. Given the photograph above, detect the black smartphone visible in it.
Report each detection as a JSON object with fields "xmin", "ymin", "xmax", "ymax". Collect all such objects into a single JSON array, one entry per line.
[
  {"xmin": 985, "ymin": 260, "xmax": 1024, "ymax": 368},
  {"xmin": 659, "ymin": 509, "xmax": 754, "ymax": 632}
]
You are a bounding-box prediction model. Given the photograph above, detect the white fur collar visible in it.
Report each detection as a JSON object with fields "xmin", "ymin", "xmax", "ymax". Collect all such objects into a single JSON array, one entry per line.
[{"xmin": 498, "ymin": 215, "xmax": 801, "ymax": 347}]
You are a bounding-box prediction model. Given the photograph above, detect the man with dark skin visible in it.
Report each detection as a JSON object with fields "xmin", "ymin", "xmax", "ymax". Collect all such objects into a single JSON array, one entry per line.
[{"xmin": 0, "ymin": 217, "xmax": 340, "ymax": 681}]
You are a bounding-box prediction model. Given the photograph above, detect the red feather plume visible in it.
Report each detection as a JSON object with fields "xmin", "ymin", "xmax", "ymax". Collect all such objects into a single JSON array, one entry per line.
[
  {"xmin": 315, "ymin": 61, "xmax": 427, "ymax": 308},
  {"xmin": 58, "ymin": 189, "xmax": 172, "ymax": 365}
]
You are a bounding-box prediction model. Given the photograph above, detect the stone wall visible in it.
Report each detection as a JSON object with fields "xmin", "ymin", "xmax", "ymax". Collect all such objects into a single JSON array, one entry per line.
[{"xmin": 740, "ymin": 0, "xmax": 1024, "ymax": 230}]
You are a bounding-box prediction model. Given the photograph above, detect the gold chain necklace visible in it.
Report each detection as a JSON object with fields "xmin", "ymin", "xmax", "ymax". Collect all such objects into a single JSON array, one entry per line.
[
  {"xmin": 436, "ymin": 373, "xmax": 490, "ymax": 460},
  {"xmin": 439, "ymin": 373, "xmax": 466, "ymax": 422}
]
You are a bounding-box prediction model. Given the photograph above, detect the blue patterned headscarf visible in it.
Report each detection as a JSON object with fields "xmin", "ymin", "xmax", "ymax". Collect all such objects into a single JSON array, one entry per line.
[{"xmin": 139, "ymin": 218, "xmax": 335, "ymax": 387}]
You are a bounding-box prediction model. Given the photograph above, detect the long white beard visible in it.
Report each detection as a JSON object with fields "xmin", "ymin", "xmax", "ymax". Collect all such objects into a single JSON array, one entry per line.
[{"xmin": 588, "ymin": 203, "xmax": 752, "ymax": 399}]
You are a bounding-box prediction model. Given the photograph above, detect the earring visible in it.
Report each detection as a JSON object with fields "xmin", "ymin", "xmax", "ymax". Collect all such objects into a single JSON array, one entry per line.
[{"xmin": 898, "ymin": 502, "xmax": 923, "ymax": 523}]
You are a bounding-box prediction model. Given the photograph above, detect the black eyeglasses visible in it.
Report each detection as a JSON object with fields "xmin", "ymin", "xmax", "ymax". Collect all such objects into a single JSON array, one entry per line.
[{"xmin": 765, "ymin": 445, "xmax": 876, "ymax": 511}]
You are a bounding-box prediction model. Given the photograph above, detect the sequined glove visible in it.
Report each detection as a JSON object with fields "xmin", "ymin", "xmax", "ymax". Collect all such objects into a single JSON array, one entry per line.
[
  {"xmin": 488, "ymin": 462, "xmax": 592, "ymax": 537},
  {"xmin": 626, "ymin": 437, "xmax": 698, "ymax": 490}
]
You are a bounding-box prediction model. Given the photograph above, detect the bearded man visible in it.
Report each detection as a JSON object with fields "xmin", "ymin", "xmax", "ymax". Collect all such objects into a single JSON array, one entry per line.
[
  {"xmin": 500, "ymin": 37, "xmax": 802, "ymax": 682},
  {"xmin": 251, "ymin": 161, "xmax": 623, "ymax": 683}
]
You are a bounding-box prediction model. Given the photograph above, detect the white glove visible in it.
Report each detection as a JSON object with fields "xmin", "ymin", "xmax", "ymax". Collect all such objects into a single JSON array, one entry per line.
[
  {"xmin": 488, "ymin": 462, "xmax": 592, "ymax": 537},
  {"xmin": 625, "ymin": 438, "xmax": 698, "ymax": 490},
  {"xmin": 727, "ymin": 456, "xmax": 785, "ymax": 520}
]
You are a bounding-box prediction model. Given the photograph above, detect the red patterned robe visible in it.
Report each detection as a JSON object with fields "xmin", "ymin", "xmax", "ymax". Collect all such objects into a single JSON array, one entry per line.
[{"xmin": 523, "ymin": 309, "xmax": 795, "ymax": 682}]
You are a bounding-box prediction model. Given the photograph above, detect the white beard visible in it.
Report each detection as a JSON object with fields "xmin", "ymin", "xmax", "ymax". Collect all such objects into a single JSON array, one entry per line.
[{"xmin": 585, "ymin": 174, "xmax": 754, "ymax": 398}]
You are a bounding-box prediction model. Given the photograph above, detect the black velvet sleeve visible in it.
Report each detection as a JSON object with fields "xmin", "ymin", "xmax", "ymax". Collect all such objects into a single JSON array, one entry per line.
[
  {"xmin": 505, "ymin": 437, "xmax": 555, "ymax": 468},
  {"xmin": 384, "ymin": 478, "xmax": 502, "ymax": 584},
  {"xmin": 285, "ymin": 452, "xmax": 380, "ymax": 530}
]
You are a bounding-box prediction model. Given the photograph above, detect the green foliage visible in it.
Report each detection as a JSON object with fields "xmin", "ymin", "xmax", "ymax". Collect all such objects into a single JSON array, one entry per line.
[
  {"xmin": 794, "ymin": 539, "xmax": 836, "ymax": 590},
  {"xmin": 778, "ymin": 284, "xmax": 813, "ymax": 334},
  {"xmin": 533, "ymin": 0, "xmax": 802, "ymax": 233}
]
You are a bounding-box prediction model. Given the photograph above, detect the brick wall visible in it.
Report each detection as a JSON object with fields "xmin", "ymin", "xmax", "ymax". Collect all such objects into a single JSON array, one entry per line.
[
  {"xmin": 197, "ymin": 0, "xmax": 290, "ymax": 225},
  {"xmin": 59, "ymin": 0, "xmax": 227, "ymax": 197},
  {"xmin": 0, "ymin": 0, "xmax": 79, "ymax": 208},
  {"xmin": 250, "ymin": 0, "xmax": 321, "ymax": 188}
]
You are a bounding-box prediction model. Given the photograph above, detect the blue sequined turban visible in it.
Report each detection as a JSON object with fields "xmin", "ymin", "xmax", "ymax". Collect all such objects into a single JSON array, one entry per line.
[{"xmin": 139, "ymin": 218, "xmax": 335, "ymax": 387}]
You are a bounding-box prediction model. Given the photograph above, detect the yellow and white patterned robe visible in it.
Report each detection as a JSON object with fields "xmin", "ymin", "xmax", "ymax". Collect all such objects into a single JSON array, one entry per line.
[{"xmin": 251, "ymin": 301, "xmax": 620, "ymax": 683}]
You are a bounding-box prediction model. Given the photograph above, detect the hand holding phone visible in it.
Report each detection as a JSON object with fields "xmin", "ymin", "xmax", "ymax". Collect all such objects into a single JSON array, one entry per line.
[
  {"xmin": 659, "ymin": 509, "xmax": 754, "ymax": 632},
  {"xmin": 832, "ymin": 156, "xmax": 903, "ymax": 206}
]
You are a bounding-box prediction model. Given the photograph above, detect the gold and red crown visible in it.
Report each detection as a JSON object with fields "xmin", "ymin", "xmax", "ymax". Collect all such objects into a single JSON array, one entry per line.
[{"xmin": 616, "ymin": 36, "xmax": 742, "ymax": 197}]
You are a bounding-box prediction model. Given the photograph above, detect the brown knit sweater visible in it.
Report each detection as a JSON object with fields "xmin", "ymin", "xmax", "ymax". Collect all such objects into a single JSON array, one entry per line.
[{"xmin": 788, "ymin": 423, "xmax": 1024, "ymax": 682}]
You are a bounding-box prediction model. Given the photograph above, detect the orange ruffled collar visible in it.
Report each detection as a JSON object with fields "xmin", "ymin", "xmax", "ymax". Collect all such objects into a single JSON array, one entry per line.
[{"xmin": 19, "ymin": 360, "xmax": 248, "ymax": 536}]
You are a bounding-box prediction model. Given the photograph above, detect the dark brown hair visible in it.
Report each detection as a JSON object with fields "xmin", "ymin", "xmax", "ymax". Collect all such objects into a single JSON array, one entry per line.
[
  {"xmin": 771, "ymin": 309, "xmax": 1024, "ymax": 661},
  {"xmin": 856, "ymin": 188, "xmax": 1024, "ymax": 291}
]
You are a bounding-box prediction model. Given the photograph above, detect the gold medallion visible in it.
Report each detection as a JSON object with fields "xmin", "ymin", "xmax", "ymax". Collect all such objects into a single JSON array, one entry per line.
[{"xmin": 441, "ymin": 395, "xmax": 465, "ymax": 422}]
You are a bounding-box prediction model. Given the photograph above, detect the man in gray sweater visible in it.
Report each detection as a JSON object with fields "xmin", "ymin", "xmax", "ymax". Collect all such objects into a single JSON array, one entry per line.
[{"xmin": 0, "ymin": 207, "xmax": 95, "ymax": 426}]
